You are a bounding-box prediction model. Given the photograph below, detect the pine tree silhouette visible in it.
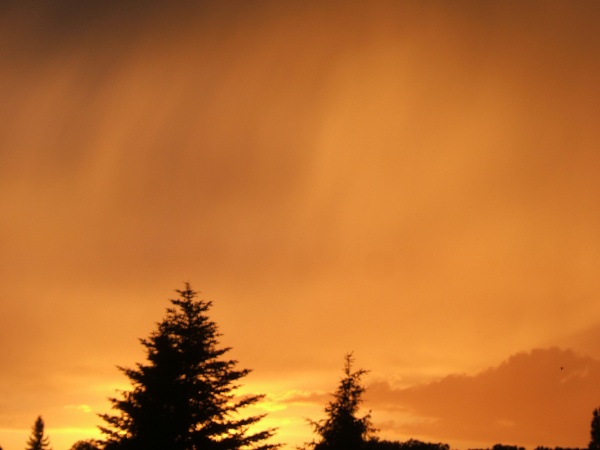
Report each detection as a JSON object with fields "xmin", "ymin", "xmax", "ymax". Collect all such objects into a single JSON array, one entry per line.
[
  {"xmin": 25, "ymin": 416, "xmax": 52, "ymax": 450},
  {"xmin": 99, "ymin": 283, "xmax": 278, "ymax": 450},
  {"xmin": 304, "ymin": 353, "xmax": 376, "ymax": 450}
]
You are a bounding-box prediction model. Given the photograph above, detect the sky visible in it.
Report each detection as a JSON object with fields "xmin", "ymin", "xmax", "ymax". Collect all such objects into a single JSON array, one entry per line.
[{"xmin": 1, "ymin": 1, "xmax": 600, "ymax": 449}]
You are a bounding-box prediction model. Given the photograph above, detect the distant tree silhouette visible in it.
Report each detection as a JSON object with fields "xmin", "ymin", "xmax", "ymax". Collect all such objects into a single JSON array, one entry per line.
[
  {"xmin": 535, "ymin": 447, "xmax": 586, "ymax": 450},
  {"xmin": 99, "ymin": 283, "xmax": 278, "ymax": 450},
  {"xmin": 492, "ymin": 444, "xmax": 525, "ymax": 450},
  {"xmin": 303, "ymin": 353, "xmax": 376, "ymax": 450},
  {"xmin": 365, "ymin": 438, "xmax": 449, "ymax": 450},
  {"xmin": 590, "ymin": 408, "xmax": 600, "ymax": 450},
  {"xmin": 69, "ymin": 440, "xmax": 101, "ymax": 450},
  {"xmin": 26, "ymin": 416, "xmax": 52, "ymax": 450}
]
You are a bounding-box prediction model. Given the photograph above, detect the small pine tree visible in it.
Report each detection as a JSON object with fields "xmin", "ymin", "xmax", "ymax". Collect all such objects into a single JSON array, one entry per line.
[
  {"xmin": 305, "ymin": 353, "xmax": 376, "ymax": 450},
  {"xmin": 99, "ymin": 283, "xmax": 278, "ymax": 450},
  {"xmin": 26, "ymin": 416, "xmax": 52, "ymax": 450},
  {"xmin": 590, "ymin": 408, "xmax": 600, "ymax": 450}
]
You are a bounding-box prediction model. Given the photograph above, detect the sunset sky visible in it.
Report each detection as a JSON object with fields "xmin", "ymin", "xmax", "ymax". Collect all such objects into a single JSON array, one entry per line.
[{"xmin": 2, "ymin": 2, "xmax": 600, "ymax": 449}]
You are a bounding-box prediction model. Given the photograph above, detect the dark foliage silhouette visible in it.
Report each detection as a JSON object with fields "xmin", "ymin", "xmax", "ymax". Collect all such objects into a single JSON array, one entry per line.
[
  {"xmin": 303, "ymin": 353, "xmax": 376, "ymax": 450},
  {"xmin": 69, "ymin": 439, "xmax": 102, "ymax": 450},
  {"xmin": 590, "ymin": 408, "xmax": 600, "ymax": 450},
  {"xmin": 536, "ymin": 447, "xmax": 586, "ymax": 450},
  {"xmin": 26, "ymin": 416, "xmax": 52, "ymax": 450},
  {"xmin": 364, "ymin": 439, "xmax": 449, "ymax": 450},
  {"xmin": 492, "ymin": 444, "xmax": 525, "ymax": 450},
  {"xmin": 99, "ymin": 283, "xmax": 278, "ymax": 450}
]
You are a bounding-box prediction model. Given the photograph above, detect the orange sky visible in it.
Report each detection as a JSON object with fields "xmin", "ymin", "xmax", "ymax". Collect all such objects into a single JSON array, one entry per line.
[{"xmin": 2, "ymin": 2, "xmax": 600, "ymax": 449}]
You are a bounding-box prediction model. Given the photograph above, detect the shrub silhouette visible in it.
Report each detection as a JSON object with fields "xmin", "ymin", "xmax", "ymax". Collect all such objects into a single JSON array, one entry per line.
[
  {"xmin": 69, "ymin": 440, "xmax": 101, "ymax": 450},
  {"xmin": 365, "ymin": 439, "xmax": 449, "ymax": 450}
]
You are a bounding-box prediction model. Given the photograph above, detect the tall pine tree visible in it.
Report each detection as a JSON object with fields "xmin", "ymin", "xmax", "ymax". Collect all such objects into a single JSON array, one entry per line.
[
  {"xmin": 26, "ymin": 416, "xmax": 52, "ymax": 450},
  {"xmin": 99, "ymin": 284, "xmax": 278, "ymax": 450},
  {"xmin": 304, "ymin": 353, "xmax": 376, "ymax": 450}
]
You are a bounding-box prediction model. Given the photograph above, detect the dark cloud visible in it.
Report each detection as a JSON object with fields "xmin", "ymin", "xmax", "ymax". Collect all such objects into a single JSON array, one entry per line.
[{"xmin": 366, "ymin": 348, "xmax": 599, "ymax": 447}]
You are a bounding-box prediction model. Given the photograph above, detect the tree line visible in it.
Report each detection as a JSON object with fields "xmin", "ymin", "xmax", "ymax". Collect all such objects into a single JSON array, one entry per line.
[{"xmin": 9, "ymin": 284, "xmax": 600, "ymax": 450}]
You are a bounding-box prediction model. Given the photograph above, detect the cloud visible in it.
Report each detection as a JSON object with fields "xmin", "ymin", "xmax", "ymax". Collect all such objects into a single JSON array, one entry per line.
[
  {"xmin": 64, "ymin": 404, "xmax": 92, "ymax": 414},
  {"xmin": 279, "ymin": 390, "xmax": 331, "ymax": 406},
  {"xmin": 552, "ymin": 323, "xmax": 600, "ymax": 361},
  {"xmin": 365, "ymin": 348, "xmax": 599, "ymax": 447}
]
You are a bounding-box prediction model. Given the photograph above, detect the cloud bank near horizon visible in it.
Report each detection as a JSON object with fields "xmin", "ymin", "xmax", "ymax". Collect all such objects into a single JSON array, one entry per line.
[
  {"xmin": 361, "ymin": 348, "xmax": 599, "ymax": 448},
  {"xmin": 280, "ymin": 347, "xmax": 600, "ymax": 448}
]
